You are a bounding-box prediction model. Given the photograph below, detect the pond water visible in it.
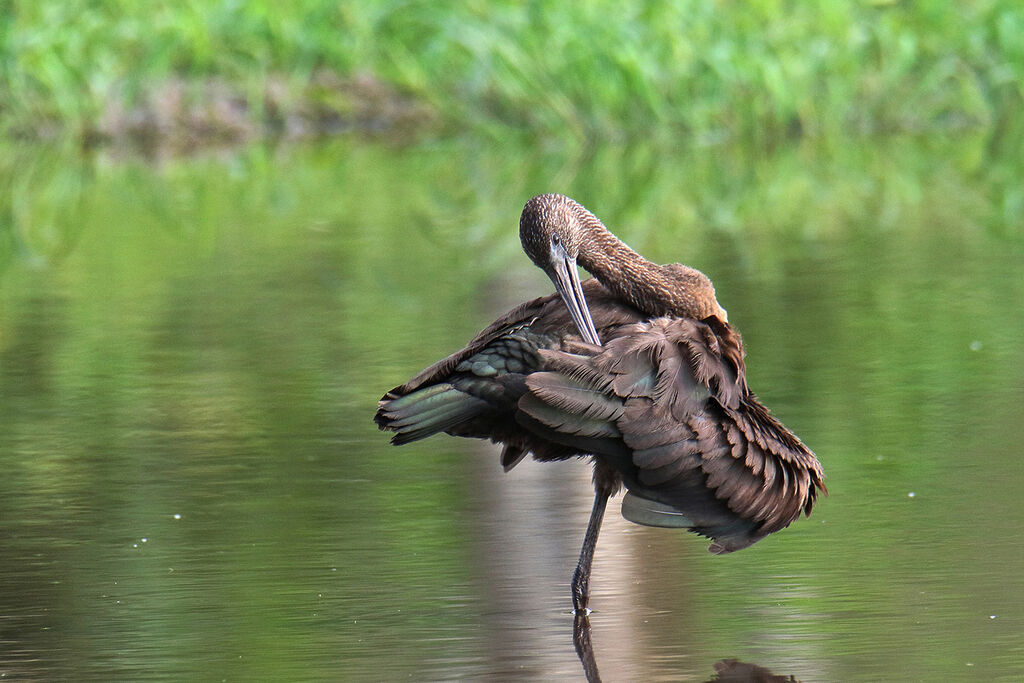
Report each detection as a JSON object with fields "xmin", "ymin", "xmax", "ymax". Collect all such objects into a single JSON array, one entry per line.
[{"xmin": 1, "ymin": 131, "xmax": 1022, "ymax": 681}]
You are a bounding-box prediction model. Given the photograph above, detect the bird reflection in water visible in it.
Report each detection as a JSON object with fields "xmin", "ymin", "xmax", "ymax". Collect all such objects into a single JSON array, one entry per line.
[
  {"xmin": 707, "ymin": 658, "xmax": 801, "ymax": 682},
  {"xmin": 377, "ymin": 194, "xmax": 825, "ymax": 611},
  {"xmin": 573, "ymin": 614, "xmax": 801, "ymax": 683}
]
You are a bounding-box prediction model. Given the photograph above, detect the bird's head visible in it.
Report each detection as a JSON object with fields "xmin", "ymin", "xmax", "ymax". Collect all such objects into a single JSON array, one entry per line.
[
  {"xmin": 519, "ymin": 194, "xmax": 601, "ymax": 346},
  {"xmin": 519, "ymin": 194, "xmax": 587, "ymax": 268}
]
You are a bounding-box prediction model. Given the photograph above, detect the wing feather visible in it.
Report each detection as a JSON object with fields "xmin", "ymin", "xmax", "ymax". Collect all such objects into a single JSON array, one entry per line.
[{"xmin": 518, "ymin": 315, "xmax": 826, "ymax": 552}]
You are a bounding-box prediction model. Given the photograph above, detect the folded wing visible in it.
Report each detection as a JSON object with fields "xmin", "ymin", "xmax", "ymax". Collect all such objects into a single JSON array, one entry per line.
[{"xmin": 519, "ymin": 317, "xmax": 825, "ymax": 553}]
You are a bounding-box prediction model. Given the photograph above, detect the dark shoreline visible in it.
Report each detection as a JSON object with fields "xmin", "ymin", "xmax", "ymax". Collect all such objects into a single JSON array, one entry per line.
[{"xmin": 14, "ymin": 72, "xmax": 434, "ymax": 155}]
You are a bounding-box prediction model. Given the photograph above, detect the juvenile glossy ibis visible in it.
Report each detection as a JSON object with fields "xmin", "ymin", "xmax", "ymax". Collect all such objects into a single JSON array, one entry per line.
[{"xmin": 376, "ymin": 193, "xmax": 825, "ymax": 612}]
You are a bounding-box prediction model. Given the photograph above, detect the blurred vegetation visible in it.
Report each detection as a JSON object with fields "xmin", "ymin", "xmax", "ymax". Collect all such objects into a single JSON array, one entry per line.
[{"xmin": 1, "ymin": 1, "xmax": 1023, "ymax": 143}]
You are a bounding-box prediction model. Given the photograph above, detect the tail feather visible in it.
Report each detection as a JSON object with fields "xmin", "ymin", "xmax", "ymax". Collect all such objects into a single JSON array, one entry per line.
[{"xmin": 376, "ymin": 383, "xmax": 490, "ymax": 445}]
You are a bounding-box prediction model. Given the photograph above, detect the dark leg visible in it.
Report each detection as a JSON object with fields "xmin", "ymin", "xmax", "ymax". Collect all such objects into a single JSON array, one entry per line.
[{"xmin": 571, "ymin": 486, "xmax": 609, "ymax": 614}]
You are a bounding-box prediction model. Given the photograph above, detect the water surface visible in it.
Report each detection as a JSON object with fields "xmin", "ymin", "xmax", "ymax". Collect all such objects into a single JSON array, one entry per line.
[{"xmin": 1, "ymin": 132, "xmax": 1022, "ymax": 681}]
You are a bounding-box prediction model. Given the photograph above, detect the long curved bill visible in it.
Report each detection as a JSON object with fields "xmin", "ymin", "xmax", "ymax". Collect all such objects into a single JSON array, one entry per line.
[{"xmin": 550, "ymin": 247, "xmax": 602, "ymax": 347}]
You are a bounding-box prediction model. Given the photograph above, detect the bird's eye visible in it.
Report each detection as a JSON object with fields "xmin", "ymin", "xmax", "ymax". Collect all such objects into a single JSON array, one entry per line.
[{"xmin": 551, "ymin": 234, "xmax": 561, "ymax": 247}]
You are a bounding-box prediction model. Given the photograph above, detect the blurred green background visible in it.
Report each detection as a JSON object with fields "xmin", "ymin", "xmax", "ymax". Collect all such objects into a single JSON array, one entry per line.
[
  {"xmin": 1, "ymin": 2, "xmax": 1023, "ymax": 681},
  {"xmin": 2, "ymin": 1, "xmax": 1023, "ymax": 141}
]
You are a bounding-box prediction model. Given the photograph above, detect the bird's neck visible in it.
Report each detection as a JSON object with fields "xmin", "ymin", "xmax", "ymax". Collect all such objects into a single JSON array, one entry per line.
[
  {"xmin": 575, "ymin": 216, "xmax": 665, "ymax": 314},
  {"xmin": 576, "ymin": 213, "xmax": 720, "ymax": 320}
]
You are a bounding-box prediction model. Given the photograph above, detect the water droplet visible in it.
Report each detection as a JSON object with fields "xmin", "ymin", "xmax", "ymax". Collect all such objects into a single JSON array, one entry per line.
[
  {"xmin": 141, "ymin": 538, "xmax": 147, "ymax": 543},
  {"xmin": 969, "ymin": 341, "xmax": 982, "ymax": 351},
  {"xmin": 173, "ymin": 513, "xmax": 182, "ymax": 520},
  {"xmin": 908, "ymin": 492, "xmax": 915, "ymax": 498}
]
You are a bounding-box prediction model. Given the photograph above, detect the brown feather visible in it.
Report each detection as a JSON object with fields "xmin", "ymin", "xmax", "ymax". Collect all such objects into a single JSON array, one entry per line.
[{"xmin": 521, "ymin": 314, "xmax": 826, "ymax": 551}]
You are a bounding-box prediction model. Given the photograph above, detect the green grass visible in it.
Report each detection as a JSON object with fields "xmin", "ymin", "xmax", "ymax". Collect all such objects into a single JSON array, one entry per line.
[{"xmin": 1, "ymin": 1, "xmax": 1023, "ymax": 142}]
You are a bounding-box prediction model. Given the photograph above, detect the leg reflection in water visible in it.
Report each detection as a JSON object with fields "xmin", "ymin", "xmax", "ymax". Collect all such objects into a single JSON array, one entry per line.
[{"xmin": 572, "ymin": 614, "xmax": 602, "ymax": 683}]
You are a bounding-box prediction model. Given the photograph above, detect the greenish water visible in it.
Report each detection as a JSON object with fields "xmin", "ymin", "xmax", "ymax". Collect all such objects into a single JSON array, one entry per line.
[{"xmin": 1, "ymin": 133, "xmax": 1022, "ymax": 681}]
